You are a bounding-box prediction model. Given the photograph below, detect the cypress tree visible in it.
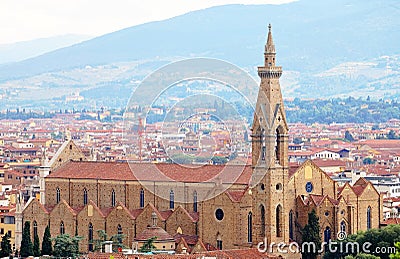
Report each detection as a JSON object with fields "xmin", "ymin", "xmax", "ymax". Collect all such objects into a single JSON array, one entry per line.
[
  {"xmin": 41, "ymin": 225, "xmax": 52, "ymax": 255},
  {"xmin": 301, "ymin": 209, "xmax": 321, "ymax": 259},
  {"xmin": 0, "ymin": 233, "xmax": 12, "ymax": 257},
  {"xmin": 33, "ymin": 231, "xmax": 40, "ymax": 256},
  {"xmin": 20, "ymin": 221, "xmax": 33, "ymax": 257}
]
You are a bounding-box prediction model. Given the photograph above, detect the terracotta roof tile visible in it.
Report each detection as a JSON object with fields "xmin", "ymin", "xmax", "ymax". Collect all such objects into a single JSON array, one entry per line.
[
  {"xmin": 48, "ymin": 161, "xmax": 252, "ymax": 185},
  {"xmin": 173, "ymin": 233, "xmax": 198, "ymax": 245},
  {"xmin": 135, "ymin": 227, "xmax": 174, "ymax": 241}
]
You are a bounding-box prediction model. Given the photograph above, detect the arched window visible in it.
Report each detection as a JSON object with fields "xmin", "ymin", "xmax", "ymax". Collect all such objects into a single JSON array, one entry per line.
[
  {"xmin": 216, "ymin": 233, "xmax": 222, "ymax": 250},
  {"xmin": 33, "ymin": 221, "xmax": 38, "ymax": 238},
  {"xmin": 260, "ymin": 205, "xmax": 265, "ymax": 237},
  {"xmin": 140, "ymin": 188, "xmax": 145, "ymax": 208},
  {"xmin": 117, "ymin": 224, "xmax": 123, "ymax": 244},
  {"xmin": 88, "ymin": 223, "xmax": 93, "ymax": 251},
  {"xmin": 276, "ymin": 204, "xmax": 282, "ymax": 237},
  {"xmin": 111, "ymin": 189, "xmax": 116, "ymax": 207},
  {"xmin": 261, "ymin": 128, "xmax": 266, "ymax": 161},
  {"xmin": 169, "ymin": 190, "xmax": 174, "ymax": 209},
  {"xmin": 289, "ymin": 210, "xmax": 294, "ymax": 240},
  {"xmin": 340, "ymin": 221, "xmax": 346, "ymax": 234},
  {"xmin": 83, "ymin": 188, "xmax": 88, "ymax": 205},
  {"xmin": 56, "ymin": 187, "xmax": 60, "ymax": 203},
  {"xmin": 275, "ymin": 127, "xmax": 283, "ymax": 165},
  {"xmin": 248, "ymin": 212, "xmax": 252, "ymax": 243},
  {"xmin": 117, "ymin": 224, "xmax": 123, "ymax": 235},
  {"xmin": 324, "ymin": 226, "xmax": 331, "ymax": 242},
  {"xmin": 367, "ymin": 206, "xmax": 371, "ymax": 229},
  {"xmin": 193, "ymin": 191, "xmax": 198, "ymax": 212},
  {"xmin": 60, "ymin": 221, "xmax": 65, "ymax": 235}
]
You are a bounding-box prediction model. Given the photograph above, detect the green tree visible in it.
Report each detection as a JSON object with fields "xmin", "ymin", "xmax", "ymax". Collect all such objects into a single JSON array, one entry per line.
[
  {"xmin": 301, "ymin": 209, "xmax": 321, "ymax": 259},
  {"xmin": 363, "ymin": 157, "xmax": 375, "ymax": 165},
  {"xmin": 345, "ymin": 130, "xmax": 355, "ymax": 142},
  {"xmin": 346, "ymin": 253, "xmax": 380, "ymax": 259},
  {"xmin": 388, "ymin": 130, "xmax": 397, "ymax": 139},
  {"xmin": 139, "ymin": 236, "xmax": 157, "ymax": 253},
  {"xmin": 93, "ymin": 230, "xmax": 126, "ymax": 252},
  {"xmin": 53, "ymin": 234, "xmax": 82, "ymax": 258},
  {"xmin": 33, "ymin": 229, "xmax": 41, "ymax": 256},
  {"xmin": 211, "ymin": 156, "xmax": 228, "ymax": 165},
  {"xmin": 390, "ymin": 242, "xmax": 400, "ymax": 259},
  {"xmin": 41, "ymin": 225, "xmax": 53, "ymax": 255},
  {"xmin": 0, "ymin": 233, "xmax": 12, "ymax": 257},
  {"xmin": 325, "ymin": 224, "xmax": 400, "ymax": 259},
  {"xmin": 20, "ymin": 221, "xmax": 33, "ymax": 257},
  {"xmin": 293, "ymin": 137, "xmax": 303, "ymax": 144}
]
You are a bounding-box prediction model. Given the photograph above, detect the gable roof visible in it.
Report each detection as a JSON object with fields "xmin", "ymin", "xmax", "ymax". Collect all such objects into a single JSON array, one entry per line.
[{"xmin": 48, "ymin": 161, "xmax": 252, "ymax": 185}]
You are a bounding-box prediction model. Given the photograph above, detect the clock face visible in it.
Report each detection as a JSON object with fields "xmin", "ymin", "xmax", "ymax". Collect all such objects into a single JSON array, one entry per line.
[{"xmin": 305, "ymin": 182, "xmax": 313, "ymax": 193}]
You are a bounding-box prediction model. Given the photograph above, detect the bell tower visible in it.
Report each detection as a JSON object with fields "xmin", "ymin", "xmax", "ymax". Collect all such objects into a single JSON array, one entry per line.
[{"xmin": 251, "ymin": 24, "xmax": 289, "ymax": 246}]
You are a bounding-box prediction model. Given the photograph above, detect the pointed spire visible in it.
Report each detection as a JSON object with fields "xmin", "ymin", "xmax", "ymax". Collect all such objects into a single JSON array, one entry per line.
[{"xmin": 265, "ymin": 23, "xmax": 276, "ymax": 54}]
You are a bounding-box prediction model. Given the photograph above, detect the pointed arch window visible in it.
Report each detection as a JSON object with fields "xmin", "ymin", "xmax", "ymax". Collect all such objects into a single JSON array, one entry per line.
[
  {"xmin": 276, "ymin": 204, "xmax": 283, "ymax": 237},
  {"xmin": 83, "ymin": 188, "xmax": 88, "ymax": 205},
  {"xmin": 56, "ymin": 187, "xmax": 60, "ymax": 204},
  {"xmin": 88, "ymin": 222, "xmax": 93, "ymax": 251},
  {"xmin": 260, "ymin": 205, "xmax": 266, "ymax": 237},
  {"xmin": 193, "ymin": 191, "xmax": 198, "ymax": 212},
  {"xmin": 169, "ymin": 190, "xmax": 175, "ymax": 209},
  {"xmin": 367, "ymin": 206, "xmax": 371, "ymax": 229},
  {"xmin": 60, "ymin": 221, "xmax": 65, "ymax": 235},
  {"xmin": 261, "ymin": 128, "xmax": 266, "ymax": 161},
  {"xmin": 140, "ymin": 188, "xmax": 145, "ymax": 208},
  {"xmin": 117, "ymin": 224, "xmax": 123, "ymax": 235},
  {"xmin": 340, "ymin": 221, "xmax": 346, "ymax": 234},
  {"xmin": 324, "ymin": 226, "xmax": 331, "ymax": 242},
  {"xmin": 248, "ymin": 212, "xmax": 253, "ymax": 243},
  {"xmin": 275, "ymin": 127, "xmax": 283, "ymax": 165},
  {"xmin": 33, "ymin": 221, "xmax": 38, "ymax": 238},
  {"xmin": 289, "ymin": 210, "xmax": 294, "ymax": 240},
  {"xmin": 116, "ymin": 224, "xmax": 123, "ymax": 244},
  {"xmin": 216, "ymin": 233, "xmax": 222, "ymax": 250},
  {"xmin": 111, "ymin": 189, "xmax": 116, "ymax": 207}
]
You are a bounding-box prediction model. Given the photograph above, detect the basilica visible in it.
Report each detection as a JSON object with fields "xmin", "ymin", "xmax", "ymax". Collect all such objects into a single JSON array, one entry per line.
[{"xmin": 18, "ymin": 25, "xmax": 382, "ymax": 255}]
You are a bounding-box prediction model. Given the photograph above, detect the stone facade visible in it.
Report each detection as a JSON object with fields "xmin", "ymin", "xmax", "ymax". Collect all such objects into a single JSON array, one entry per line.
[{"xmin": 20, "ymin": 26, "xmax": 383, "ymax": 256}]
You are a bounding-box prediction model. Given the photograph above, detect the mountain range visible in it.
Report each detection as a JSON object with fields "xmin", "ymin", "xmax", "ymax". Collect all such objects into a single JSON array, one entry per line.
[
  {"xmin": 0, "ymin": 0, "xmax": 399, "ymax": 108},
  {"xmin": 0, "ymin": 34, "xmax": 92, "ymax": 65}
]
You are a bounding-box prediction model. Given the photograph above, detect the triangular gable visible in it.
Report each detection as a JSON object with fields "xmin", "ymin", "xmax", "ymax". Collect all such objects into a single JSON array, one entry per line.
[
  {"xmin": 51, "ymin": 199, "xmax": 78, "ymax": 217},
  {"xmin": 23, "ymin": 197, "xmax": 49, "ymax": 214},
  {"xmin": 354, "ymin": 177, "xmax": 369, "ymax": 187},
  {"xmin": 175, "ymin": 237, "xmax": 190, "ymax": 254},
  {"xmin": 49, "ymin": 139, "xmax": 86, "ymax": 170},
  {"xmin": 191, "ymin": 238, "xmax": 207, "ymax": 254},
  {"xmin": 106, "ymin": 201, "xmax": 135, "ymax": 220},
  {"xmin": 137, "ymin": 202, "xmax": 165, "ymax": 221},
  {"xmin": 289, "ymin": 159, "xmax": 335, "ymax": 184},
  {"xmin": 338, "ymin": 182, "xmax": 358, "ymax": 199},
  {"xmin": 357, "ymin": 181, "xmax": 380, "ymax": 198},
  {"xmin": 77, "ymin": 200, "xmax": 106, "ymax": 218},
  {"xmin": 168, "ymin": 205, "xmax": 198, "ymax": 223}
]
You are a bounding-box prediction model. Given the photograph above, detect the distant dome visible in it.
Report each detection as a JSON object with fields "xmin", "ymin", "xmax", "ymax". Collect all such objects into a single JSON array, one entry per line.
[{"xmin": 135, "ymin": 227, "xmax": 174, "ymax": 242}]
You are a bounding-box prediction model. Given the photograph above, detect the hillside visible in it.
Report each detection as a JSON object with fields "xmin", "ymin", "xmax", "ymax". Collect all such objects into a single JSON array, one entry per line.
[{"xmin": 0, "ymin": 0, "xmax": 399, "ymax": 107}]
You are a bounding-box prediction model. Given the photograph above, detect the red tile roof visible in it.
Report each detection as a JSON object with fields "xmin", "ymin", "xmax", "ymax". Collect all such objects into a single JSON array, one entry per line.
[
  {"xmin": 48, "ymin": 161, "xmax": 252, "ymax": 185},
  {"xmin": 135, "ymin": 227, "xmax": 174, "ymax": 241}
]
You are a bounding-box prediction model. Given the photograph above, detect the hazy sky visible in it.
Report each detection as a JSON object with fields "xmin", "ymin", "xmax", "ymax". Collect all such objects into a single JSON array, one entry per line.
[{"xmin": 0, "ymin": 0, "xmax": 295, "ymax": 44}]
